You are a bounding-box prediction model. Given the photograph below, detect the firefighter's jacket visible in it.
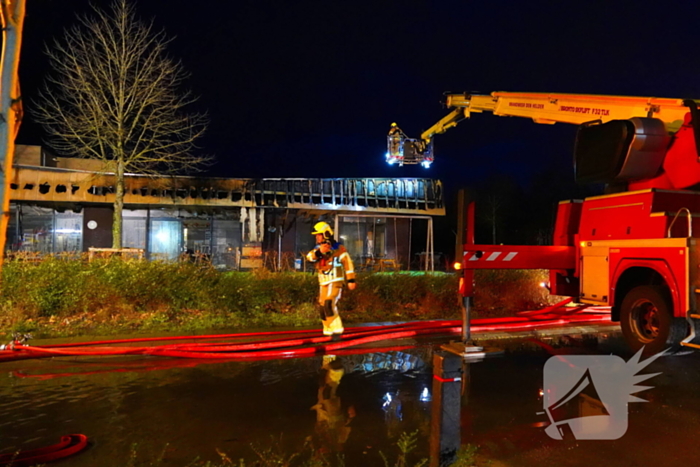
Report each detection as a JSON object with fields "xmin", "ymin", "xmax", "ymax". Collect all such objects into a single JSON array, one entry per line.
[{"xmin": 306, "ymin": 242, "xmax": 356, "ymax": 286}]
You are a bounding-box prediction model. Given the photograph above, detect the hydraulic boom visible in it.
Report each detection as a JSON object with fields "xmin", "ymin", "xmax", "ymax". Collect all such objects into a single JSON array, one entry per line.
[{"xmin": 388, "ymin": 91, "xmax": 700, "ymax": 191}]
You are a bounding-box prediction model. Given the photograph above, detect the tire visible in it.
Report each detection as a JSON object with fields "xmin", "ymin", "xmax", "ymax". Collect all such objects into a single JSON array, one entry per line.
[{"xmin": 619, "ymin": 285, "xmax": 687, "ymax": 356}]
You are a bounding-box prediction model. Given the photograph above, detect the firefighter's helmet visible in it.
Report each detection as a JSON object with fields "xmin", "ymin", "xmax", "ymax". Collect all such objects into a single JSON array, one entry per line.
[{"xmin": 312, "ymin": 222, "xmax": 333, "ymax": 239}]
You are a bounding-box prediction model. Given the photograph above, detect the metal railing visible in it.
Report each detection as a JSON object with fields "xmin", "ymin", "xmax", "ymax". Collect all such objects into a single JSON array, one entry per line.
[{"xmin": 667, "ymin": 207, "xmax": 692, "ymax": 238}]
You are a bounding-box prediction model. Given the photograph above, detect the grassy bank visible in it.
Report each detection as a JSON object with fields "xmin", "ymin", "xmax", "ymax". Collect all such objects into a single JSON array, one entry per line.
[{"xmin": 0, "ymin": 256, "xmax": 553, "ymax": 338}]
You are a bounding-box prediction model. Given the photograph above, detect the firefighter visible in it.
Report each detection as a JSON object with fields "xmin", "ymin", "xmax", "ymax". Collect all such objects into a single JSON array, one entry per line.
[
  {"xmin": 306, "ymin": 222, "xmax": 356, "ymax": 341},
  {"xmin": 388, "ymin": 122, "xmax": 403, "ymax": 158},
  {"xmin": 388, "ymin": 122, "xmax": 402, "ymax": 135}
]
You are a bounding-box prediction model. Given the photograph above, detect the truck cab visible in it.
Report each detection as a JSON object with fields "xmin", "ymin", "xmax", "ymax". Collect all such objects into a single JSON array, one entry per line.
[{"xmin": 556, "ymin": 189, "xmax": 700, "ymax": 354}]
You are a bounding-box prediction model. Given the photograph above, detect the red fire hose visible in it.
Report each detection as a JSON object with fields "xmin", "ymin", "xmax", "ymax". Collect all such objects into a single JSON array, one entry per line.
[
  {"xmin": 0, "ymin": 434, "xmax": 88, "ymax": 466},
  {"xmin": 0, "ymin": 300, "xmax": 611, "ymax": 363}
]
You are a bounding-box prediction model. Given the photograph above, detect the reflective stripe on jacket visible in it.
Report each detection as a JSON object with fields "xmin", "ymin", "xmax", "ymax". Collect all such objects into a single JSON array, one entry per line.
[{"xmin": 307, "ymin": 243, "xmax": 355, "ymax": 286}]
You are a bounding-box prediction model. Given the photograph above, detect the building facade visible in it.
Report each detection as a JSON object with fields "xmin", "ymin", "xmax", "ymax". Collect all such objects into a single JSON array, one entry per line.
[{"xmin": 7, "ymin": 146, "xmax": 445, "ymax": 270}]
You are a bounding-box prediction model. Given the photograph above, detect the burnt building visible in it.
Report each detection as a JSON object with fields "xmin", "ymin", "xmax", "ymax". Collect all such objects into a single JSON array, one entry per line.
[{"xmin": 7, "ymin": 146, "xmax": 445, "ymax": 271}]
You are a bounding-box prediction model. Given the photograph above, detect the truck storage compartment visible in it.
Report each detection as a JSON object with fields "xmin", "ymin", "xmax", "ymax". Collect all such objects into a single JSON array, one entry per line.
[{"xmin": 574, "ymin": 117, "xmax": 670, "ymax": 184}]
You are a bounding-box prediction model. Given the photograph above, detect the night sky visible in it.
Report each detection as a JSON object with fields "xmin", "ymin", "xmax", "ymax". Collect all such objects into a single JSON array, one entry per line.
[{"xmin": 14, "ymin": 0, "xmax": 700, "ymax": 248}]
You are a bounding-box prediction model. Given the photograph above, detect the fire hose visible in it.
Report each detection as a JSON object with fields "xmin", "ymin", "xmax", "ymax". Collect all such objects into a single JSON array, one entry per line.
[{"xmin": 0, "ymin": 299, "xmax": 611, "ymax": 363}]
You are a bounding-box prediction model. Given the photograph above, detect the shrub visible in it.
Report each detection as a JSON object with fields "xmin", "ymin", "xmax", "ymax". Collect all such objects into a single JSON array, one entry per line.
[
  {"xmin": 473, "ymin": 269, "xmax": 551, "ymax": 317},
  {"xmin": 0, "ymin": 256, "xmax": 551, "ymax": 337}
]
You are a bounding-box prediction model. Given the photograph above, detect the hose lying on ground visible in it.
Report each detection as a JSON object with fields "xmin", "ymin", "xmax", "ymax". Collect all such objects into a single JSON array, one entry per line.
[{"xmin": 0, "ymin": 299, "xmax": 610, "ymax": 363}]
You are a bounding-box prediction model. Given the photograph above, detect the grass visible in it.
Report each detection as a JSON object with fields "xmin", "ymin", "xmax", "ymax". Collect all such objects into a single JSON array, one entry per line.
[
  {"xmin": 124, "ymin": 431, "xmax": 459, "ymax": 467},
  {"xmin": 0, "ymin": 254, "xmax": 553, "ymax": 339}
]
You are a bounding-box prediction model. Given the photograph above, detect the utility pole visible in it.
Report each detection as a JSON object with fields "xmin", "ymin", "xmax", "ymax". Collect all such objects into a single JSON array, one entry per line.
[{"xmin": 0, "ymin": 0, "xmax": 26, "ymax": 269}]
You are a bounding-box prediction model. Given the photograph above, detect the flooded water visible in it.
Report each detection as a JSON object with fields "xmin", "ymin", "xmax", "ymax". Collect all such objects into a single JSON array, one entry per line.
[{"xmin": 1, "ymin": 330, "xmax": 699, "ymax": 466}]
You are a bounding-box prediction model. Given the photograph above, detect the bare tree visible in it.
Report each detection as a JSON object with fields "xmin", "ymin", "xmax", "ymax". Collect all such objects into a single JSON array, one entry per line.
[
  {"xmin": 0, "ymin": 0, "xmax": 26, "ymax": 268},
  {"xmin": 476, "ymin": 174, "xmax": 519, "ymax": 244},
  {"xmin": 482, "ymin": 192, "xmax": 505, "ymax": 244},
  {"xmin": 34, "ymin": 0, "xmax": 209, "ymax": 249}
]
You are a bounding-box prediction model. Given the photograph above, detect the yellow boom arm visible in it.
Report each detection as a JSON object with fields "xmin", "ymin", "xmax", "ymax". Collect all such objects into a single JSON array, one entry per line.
[{"xmin": 419, "ymin": 91, "xmax": 694, "ymax": 144}]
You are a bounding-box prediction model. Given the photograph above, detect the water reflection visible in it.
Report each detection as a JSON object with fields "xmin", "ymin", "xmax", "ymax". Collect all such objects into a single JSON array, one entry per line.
[
  {"xmin": 0, "ymin": 343, "xmax": 493, "ymax": 466},
  {"xmin": 311, "ymin": 355, "xmax": 355, "ymax": 455},
  {"xmin": 308, "ymin": 350, "xmax": 432, "ymax": 459},
  {"xmin": 3, "ymin": 333, "xmax": 699, "ymax": 466}
]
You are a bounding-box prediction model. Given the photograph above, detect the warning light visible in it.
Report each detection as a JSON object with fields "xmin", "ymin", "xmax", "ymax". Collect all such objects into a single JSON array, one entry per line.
[
  {"xmin": 453, "ymin": 261, "xmax": 462, "ymax": 270},
  {"xmin": 386, "ymin": 153, "xmax": 402, "ymax": 165}
]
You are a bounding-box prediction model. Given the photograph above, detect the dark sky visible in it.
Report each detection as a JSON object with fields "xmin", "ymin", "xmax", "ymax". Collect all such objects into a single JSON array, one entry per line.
[{"xmin": 15, "ymin": 0, "xmax": 700, "ymax": 192}]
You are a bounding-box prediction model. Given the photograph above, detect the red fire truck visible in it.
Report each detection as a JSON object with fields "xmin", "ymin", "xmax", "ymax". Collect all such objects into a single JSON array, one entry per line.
[{"xmin": 389, "ymin": 92, "xmax": 700, "ymax": 355}]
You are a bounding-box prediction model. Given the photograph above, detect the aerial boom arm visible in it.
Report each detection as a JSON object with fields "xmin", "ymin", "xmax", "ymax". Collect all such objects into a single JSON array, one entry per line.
[
  {"xmin": 441, "ymin": 92, "xmax": 693, "ymax": 131},
  {"xmin": 388, "ymin": 91, "xmax": 699, "ymax": 177},
  {"xmin": 418, "ymin": 108, "xmax": 466, "ymax": 143}
]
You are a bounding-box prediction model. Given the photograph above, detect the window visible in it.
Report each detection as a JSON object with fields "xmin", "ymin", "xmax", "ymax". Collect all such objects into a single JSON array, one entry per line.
[
  {"xmin": 149, "ymin": 219, "xmax": 182, "ymax": 261},
  {"xmin": 54, "ymin": 212, "xmax": 82, "ymax": 253}
]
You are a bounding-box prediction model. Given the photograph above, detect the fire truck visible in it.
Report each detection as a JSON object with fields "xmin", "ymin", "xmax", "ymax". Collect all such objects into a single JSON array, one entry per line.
[{"xmin": 390, "ymin": 91, "xmax": 700, "ymax": 355}]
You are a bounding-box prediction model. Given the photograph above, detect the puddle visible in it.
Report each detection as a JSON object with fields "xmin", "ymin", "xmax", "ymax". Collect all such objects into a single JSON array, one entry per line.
[{"xmin": 0, "ymin": 332, "xmax": 698, "ymax": 466}]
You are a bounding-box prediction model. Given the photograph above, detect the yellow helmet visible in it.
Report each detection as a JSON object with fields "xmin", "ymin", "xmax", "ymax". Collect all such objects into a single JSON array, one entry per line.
[{"xmin": 312, "ymin": 221, "xmax": 333, "ymax": 238}]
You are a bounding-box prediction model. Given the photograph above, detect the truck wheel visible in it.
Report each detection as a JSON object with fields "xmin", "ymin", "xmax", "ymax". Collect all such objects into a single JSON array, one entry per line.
[{"xmin": 620, "ymin": 285, "xmax": 687, "ymax": 356}]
